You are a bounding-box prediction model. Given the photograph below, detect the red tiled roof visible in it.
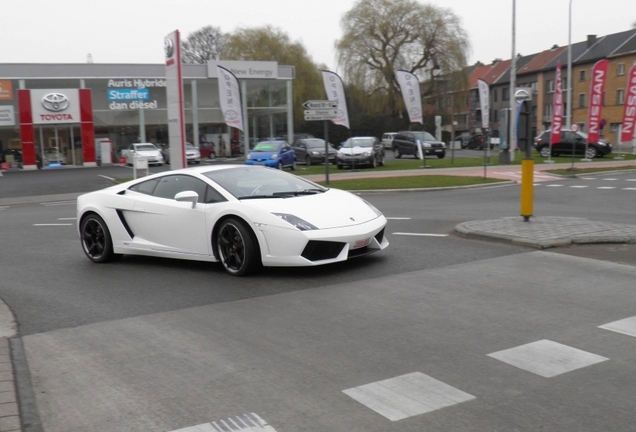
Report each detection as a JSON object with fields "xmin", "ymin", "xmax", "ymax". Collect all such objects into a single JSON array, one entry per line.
[{"xmin": 517, "ymin": 46, "xmax": 567, "ymax": 74}]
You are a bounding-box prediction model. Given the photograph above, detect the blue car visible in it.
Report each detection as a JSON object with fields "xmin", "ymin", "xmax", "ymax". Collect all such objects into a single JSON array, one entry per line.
[{"xmin": 245, "ymin": 140, "xmax": 296, "ymax": 170}]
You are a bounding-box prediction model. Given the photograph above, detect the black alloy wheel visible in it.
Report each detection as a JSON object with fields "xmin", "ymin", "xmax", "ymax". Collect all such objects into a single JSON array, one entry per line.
[
  {"xmin": 393, "ymin": 147, "xmax": 401, "ymax": 158},
  {"xmin": 216, "ymin": 218, "xmax": 260, "ymax": 276},
  {"xmin": 586, "ymin": 146, "xmax": 599, "ymax": 159},
  {"xmin": 80, "ymin": 214, "xmax": 120, "ymax": 263},
  {"xmin": 539, "ymin": 145, "xmax": 551, "ymax": 158}
]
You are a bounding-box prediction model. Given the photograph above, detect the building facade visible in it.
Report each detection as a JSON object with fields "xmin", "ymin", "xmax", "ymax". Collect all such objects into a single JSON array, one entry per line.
[{"xmin": 0, "ymin": 61, "xmax": 295, "ymax": 169}]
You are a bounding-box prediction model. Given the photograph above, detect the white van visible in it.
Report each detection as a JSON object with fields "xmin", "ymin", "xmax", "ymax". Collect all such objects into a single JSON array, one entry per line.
[{"xmin": 381, "ymin": 132, "xmax": 397, "ymax": 149}]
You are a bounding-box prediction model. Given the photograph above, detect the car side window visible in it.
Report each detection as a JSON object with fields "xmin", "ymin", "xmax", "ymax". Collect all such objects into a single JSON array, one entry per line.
[
  {"xmin": 129, "ymin": 178, "xmax": 159, "ymax": 195},
  {"xmin": 152, "ymin": 175, "xmax": 209, "ymax": 203}
]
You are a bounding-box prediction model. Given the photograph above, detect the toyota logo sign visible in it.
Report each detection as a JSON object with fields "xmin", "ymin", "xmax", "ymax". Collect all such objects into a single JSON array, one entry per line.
[
  {"xmin": 164, "ymin": 38, "xmax": 174, "ymax": 59},
  {"xmin": 42, "ymin": 93, "xmax": 69, "ymax": 112}
]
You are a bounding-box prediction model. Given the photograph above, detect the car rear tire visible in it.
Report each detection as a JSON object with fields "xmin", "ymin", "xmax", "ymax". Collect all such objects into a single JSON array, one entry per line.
[
  {"xmin": 437, "ymin": 152, "xmax": 446, "ymax": 159},
  {"xmin": 539, "ymin": 145, "xmax": 551, "ymax": 158},
  {"xmin": 392, "ymin": 147, "xmax": 401, "ymax": 159},
  {"xmin": 216, "ymin": 218, "xmax": 260, "ymax": 276},
  {"xmin": 371, "ymin": 156, "xmax": 377, "ymax": 168},
  {"xmin": 379, "ymin": 154, "xmax": 385, "ymax": 166},
  {"xmin": 80, "ymin": 213, "xmax": 121, "ymax": 263},
  {"xmin": 277, "ymin": 161, "xmax": 283, "ymax": 170}
]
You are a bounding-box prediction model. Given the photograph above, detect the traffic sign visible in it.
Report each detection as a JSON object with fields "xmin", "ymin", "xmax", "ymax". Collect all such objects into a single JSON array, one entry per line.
[
  {"xmin": 303, "ymin": 100, "xmax": 337, "ymax": 110},
  {"xmin": 303, "ymin": 109, "xmax": 338, "ymax": 121}
]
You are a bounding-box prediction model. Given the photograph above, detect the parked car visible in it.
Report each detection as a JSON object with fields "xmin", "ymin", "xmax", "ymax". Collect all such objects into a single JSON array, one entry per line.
[
  {"xmin": 465, "ymin": 133, "xmax": 495, "ymax": 150},
  {"xmin": 160, "ymin": 143, "xmax": 202, "ymax": 164},
  {"xmin": 292, "ymin": 138, "xmax": 337, "ymax": 165},
  {"xmin": 245, "ymin": 140, "xmax": 296, "ymax": 170},
  {"xmin": 76, "ymin": 165, "xmax": 389, "ymax": 276},
  {"xmin": 391, "ymin": 131, "xmax": 446, "ymax": 159},
  {"xmin": 125, "ymin": 143, "xmax": 164, "ymax": 166},
  {"xmin": 199, "ymin": 142, "xmax": 216, "ymax": 159},
  {"xmin": 381, "ymin": 132, "xmax": 397, "ymax": 149},
  {"xmin": 534, "ymin": 129, "xmax": 612, "ymax": 158},
  {"xmin": 336, "ymin": 136, "xmax": 385, "ymax": 169},
  {"xmin": 43, "ymin": 149, "xmax": 66, "ymax": 165}
]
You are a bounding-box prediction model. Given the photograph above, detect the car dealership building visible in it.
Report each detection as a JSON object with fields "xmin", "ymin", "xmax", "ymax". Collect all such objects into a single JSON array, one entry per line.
[{"xmin": 0, "ymin": 61, "xmax": 295, "ymax": 169}]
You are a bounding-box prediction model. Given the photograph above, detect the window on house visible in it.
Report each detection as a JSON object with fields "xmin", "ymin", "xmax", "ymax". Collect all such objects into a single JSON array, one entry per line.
[
  {"xmin": 578, "ymin": 93, "xmax": 585, "ymax": 108},
  {"xmin": 531, "ymin": 82, "xmax": 538, "ymax": 93},
  {"xmin": 547, "ymin": 79, "xmax": 555, "ymax": 93},
  {"xmin": 562, "ymin": 76, "xmax": 568, "ymax": 91},
  {"xmin": 502, "ymin": 87, "xmax": 509, "ymax": 100},
  {"xmin": 493, "ymin": 89, "xmax": 498, "ymax": 102},
  {"xmin": 617, "ymin": 89, "xmax": 625, "ymax": 105},
  {"xmin": 618, "ymin": 64, "xmax": 625, "ymax": 76},
  {"xmin": 579, "ymin": 70, "xmax": 586, "ymax": 81}
]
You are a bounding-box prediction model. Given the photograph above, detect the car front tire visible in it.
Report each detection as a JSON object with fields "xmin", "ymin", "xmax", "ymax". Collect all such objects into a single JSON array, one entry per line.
[
  {"xmin": 216, "ymin": 218, "xmax": 260, "ymax": 276},
  {"xmin": 393, "ymin": 147, "xmax": 401, "ymax": 159},
  {"xmin": 586, "ymin": 146, "xmax": 598, "ymax": 159},
  {"xmin": 305, "ymin": 156, "xmax": 312, "ymax": 166},
  {"xmin": 437, "ymin": 152, "xmax": 446, "ymax": 159},
  {"xmin": 80, "ymin": 213, "xmax": 121, "ymax": 263}
]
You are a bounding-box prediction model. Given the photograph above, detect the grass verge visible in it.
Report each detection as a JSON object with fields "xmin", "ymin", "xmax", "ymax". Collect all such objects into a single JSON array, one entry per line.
[{"xmin": 316, "ymin": 175, "xmax": 507, "ymax": 190}]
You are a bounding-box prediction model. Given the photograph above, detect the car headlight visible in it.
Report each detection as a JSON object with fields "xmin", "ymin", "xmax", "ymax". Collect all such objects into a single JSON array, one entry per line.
[
  {"xmin": 361, "ymin": 199, "xmax": 382, "ymax": 217},
  {"xmin": 597, "ymin": 142, "xmax": 607, "ymax": 146},
  {"xmin": 423, "ymin": 143, "xmax": 431, "ymax": 148},
  {"xmin": 270, "ymin": 154, "xmax": 279, "ymax": 160},
  {"xmin": 311, "ymin": 151, "xmax": 320, "ymax": 155},
  {"xmin": 272, "ymin": 213, "xmax": 318, "ymax": 231},
  {"xmin": 362, "ymin": 151, "xmax": 372, "ymax": 156}
]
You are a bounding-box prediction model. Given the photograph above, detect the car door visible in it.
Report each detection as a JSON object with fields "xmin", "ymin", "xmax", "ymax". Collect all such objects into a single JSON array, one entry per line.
[
  {"xmin": 124, "ymin": 174, "xmax": 212, "ymax": 256},
  {"xmin": 281, "ymin": 142, "xmax": 294, "ymax": 166},
  {"xmin": 293, "ymin": 141, "xmax": 307, "ymax": 162},
  {"xmin": 561, "ymin": 131, "xmax": 577, "ymax": 155}
]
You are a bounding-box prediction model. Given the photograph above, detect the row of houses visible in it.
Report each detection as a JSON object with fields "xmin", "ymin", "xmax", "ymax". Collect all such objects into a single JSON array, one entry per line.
[{"xmin": 436, "ymin": 28, "xmax": 636, "ymax": 147}]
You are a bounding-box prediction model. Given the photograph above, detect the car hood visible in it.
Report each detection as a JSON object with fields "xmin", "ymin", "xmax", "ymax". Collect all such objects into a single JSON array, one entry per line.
[
  {"xmin": 249, "ymin": 151, "xmax": 278, "ymax": 159},
  {"xmin": 243, "ymin": 188, "xmax": 380, "ymax": 229},
  {"xmin": 135, "ymin": 150, "xmax": 162, "ymax": 156},
  {"xmin": 339, "ymin": 146, "xmax": 372, "ymax": 155}
]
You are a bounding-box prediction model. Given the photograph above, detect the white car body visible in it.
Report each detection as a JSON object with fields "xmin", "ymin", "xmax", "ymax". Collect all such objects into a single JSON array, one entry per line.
[
  {"xmin": 125, "ymin": 143, "xmax": 164, "ymax": 166},
  {"xmin": 381, "ymin": 132, "xmax": 397, "ymax": 149},
  {"xmin": 77, "ymin": 165, "xmax": 388, "ymax": 276},
  {"xmin": 185, "ymin": 144, "xmax": 201, "ymax": 164}
]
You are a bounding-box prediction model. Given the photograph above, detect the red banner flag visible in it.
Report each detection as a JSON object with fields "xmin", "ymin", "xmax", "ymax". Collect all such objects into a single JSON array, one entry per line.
[
  {"xmin": 550, "ymin": 61, "xmax": 563, "ymax": 145},
  {"xmin": 620, "ymin": 63, "xmax": 636, "ymax": 143},
  {"xmin": 587, "ymin": 59, "xmax": 609, "ymax": 143}
]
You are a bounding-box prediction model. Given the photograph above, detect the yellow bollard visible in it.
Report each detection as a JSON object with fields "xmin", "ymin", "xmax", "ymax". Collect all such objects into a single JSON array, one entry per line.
[{"xmin": 520, "ymin": 159, "xmax": 534, "ymax": 221}]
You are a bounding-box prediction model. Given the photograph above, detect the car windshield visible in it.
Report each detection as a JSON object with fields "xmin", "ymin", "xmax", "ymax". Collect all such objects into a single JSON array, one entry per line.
[
  {"xmin": 186, "ymin": 144, "xmax": 196, "ymax": 150},
  {"xmin": 302, "ymin": 139, "xmax": 328, "ymax": 149},
  {"xmin": 203, "ymin": 166, "xmax": 327, "ymax": 199},
  {"xmin": 135, "ymin": 144, "xmax": 158, "ymax": 151},
  {"xmin": 343, "ymin": 138, "xmax": 374, "ymax": 148},
  {"xmin": 413, "ymin": 132, "xmax": 437, "ymax": 141},
  {"xmin": 253, "ymin": 142, "xmax": 282, "ymax": 152}
]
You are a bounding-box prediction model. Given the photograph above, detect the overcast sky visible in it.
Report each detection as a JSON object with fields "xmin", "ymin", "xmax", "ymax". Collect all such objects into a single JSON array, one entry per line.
[{"xmin": 2, "ymin": 0, "xmax": 634, "ymax": 70}]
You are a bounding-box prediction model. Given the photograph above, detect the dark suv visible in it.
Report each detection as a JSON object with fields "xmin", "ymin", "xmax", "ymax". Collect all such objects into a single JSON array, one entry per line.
[
  {"xmin": 534, "ymin": 129, "xmax": 612, "ymax": 158},
  {"xmin": 392, "ymin": 131, "xmax": 446, "ymax": 159}
]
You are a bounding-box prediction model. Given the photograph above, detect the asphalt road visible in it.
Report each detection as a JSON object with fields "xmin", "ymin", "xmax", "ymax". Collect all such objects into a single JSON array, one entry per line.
[{"xmin": 2, "ymin": 164, "xmax": 636, "ymax": 431}]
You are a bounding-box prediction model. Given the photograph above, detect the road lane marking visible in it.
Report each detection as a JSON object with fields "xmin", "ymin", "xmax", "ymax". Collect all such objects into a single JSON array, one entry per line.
[
  {"xmin": 40, "ymin": 201, "xmax": 75, "ymax": 206},
  {"xmin": 58, "ymin": 217, "xmax": 77, "ymax": 220},
  {"xmin": 602, "ymin": 178, "xmax": 618, "ymax": 181},
  {"xmin": 597, "ymin": 187, "xmax": 616, "ymax": 189},
  {"xmin": 599, "ymin": 316, "xmax": 636, "ymax": 338},
  {"xmin": 98, "ymin": 174, "xmax": 115, "ymax": 181},
  {"xmin": 343, "ymin": 372, "xmax": 475, "ymax": 421},
  {"xmin": 624, "ymin": 188, "xmax": 636, "ymax": 190},
  {"xmin": 392, "ymin": 232, "xmax": 448, "ymax": 237},
  {"xmin": 570, "ymin": 185, "xmax": 588, "ymax": 188},
  {"xmin": 386, "ymin": 217, "xmax": 411, "ymax": 220},
  {"xmin": 488, "ymin": 340, "xmax": 608, "ymax": 378},
  {"xmin": 546, "ymin": 184, "xmax": 564, "ymax": 187},
  {"xmin": 33, "ymin": 223, "xmax": 74, "ymax": 226},
  {"xmin": 170, "ymin": 413, "xmax": 277, "ymax": 432}
]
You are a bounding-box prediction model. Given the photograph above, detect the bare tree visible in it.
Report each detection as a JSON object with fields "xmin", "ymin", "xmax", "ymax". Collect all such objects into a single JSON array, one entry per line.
[
  {"xmin": 181, "ymin": 26, "xmax": 227, "ymax": 64},
  {"xmin": 223, "ymin": 25, "xmax": 324, "ymax": 126},
  {"xmin": 336, "ymin": 0, "xmax": 470, "ymax": 117}
]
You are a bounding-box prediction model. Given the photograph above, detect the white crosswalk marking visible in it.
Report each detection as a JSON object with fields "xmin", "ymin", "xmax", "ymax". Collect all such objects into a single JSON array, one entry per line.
[
  {"xmin": 597, "ymin": 187, "xmax": 616, "ymax": 189},
  {"xmin": 570, "ymin": 185, "xmax": 588, "ymax": 188},
  {"xmin": 546, "ymin": 184, "xmax": 564, "ymax": 187}
]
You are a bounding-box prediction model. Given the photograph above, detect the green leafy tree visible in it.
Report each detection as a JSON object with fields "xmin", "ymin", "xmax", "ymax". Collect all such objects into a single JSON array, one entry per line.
[
  {"xmin": 336, "ymin": 0, "xmax": 470, "ymax": 118},
  {"xmin": 181, "ymin": 26, "xmax": 227, "ymax": 64},
  {"xmin": 222, "ymin": 25, "xmax": 324, "ymax": 127}
]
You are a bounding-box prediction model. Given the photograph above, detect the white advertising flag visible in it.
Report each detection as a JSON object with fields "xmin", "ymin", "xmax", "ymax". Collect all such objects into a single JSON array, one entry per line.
[
  {"xmin": 395, "ymin": 70, "xmax": 423, "ymax": 124},
  {"xmin": 477, "ymin": 79, "xmax": 490, "ymax": 129},
  {"xmin": 217, "ymin": 66, "xmax": 244, "ymax": 132},
  {"xmin": 321, "ymin": 70, "xmax": 350, "ymax": 129}
]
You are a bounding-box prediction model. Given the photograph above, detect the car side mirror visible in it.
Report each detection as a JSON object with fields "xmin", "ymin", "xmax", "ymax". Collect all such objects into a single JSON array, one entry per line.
[{"xmin": 175, "ymin": 190, "xmax": 198, "ymax": 208}]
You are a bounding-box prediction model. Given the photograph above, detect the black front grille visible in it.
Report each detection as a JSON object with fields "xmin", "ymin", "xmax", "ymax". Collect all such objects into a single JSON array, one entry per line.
[
  {"xmin": 301, "ymin": 241, "xmax": 346, "ymax": 261},
  {"xmin": 374, "ymin": 228, "xmax": 385, "ymax": 243}
]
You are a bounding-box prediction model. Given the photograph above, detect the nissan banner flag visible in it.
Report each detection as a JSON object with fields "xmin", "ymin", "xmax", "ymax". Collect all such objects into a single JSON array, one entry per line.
[
  {"xmin": 396, "ymin": 70, "xmax": 422, "ymax": 124},
  {"xmin": 321, "ymin": 70, "xmax": 350, "ymax": 129},
  {"xmin": 620, "ymin": 63, "xmax": 636, "ymax": 143},
  {"xmin": 477, "ymin": 79, "xmax": 490, "ymax": 129},
  {"xmin": 587, "ymin": 59, "xmax": 609, "ymax": 143},
  {"xmin": 550, "ymin": 61, "xmax": 564, "ymax": 145},
  {"xmin": 217, "ymin": 66, "xmax": 244, "ymax": 131}
]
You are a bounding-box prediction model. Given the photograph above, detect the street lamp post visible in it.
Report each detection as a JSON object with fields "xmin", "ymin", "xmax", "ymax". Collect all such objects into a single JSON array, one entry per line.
[
  {"xmin": 567, "ymin": 0, "xmax": 573, "ymax": 130},
  {"xmin": 432, "ymin": 65, "xmax": 455, "ymax": 163}
]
